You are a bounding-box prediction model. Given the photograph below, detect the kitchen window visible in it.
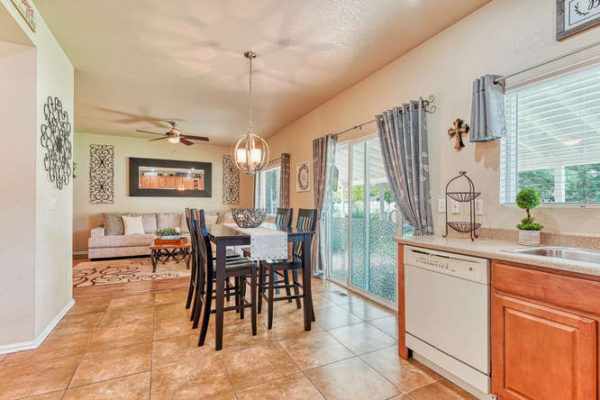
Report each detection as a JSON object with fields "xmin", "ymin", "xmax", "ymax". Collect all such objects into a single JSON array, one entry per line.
[
  {"xmin": 500, "ymin": 65, "xmax": 600, "ymax": 205},
  {"xmin": 254, "ymin": 165, "xmax": 281, "ymax": 214}
]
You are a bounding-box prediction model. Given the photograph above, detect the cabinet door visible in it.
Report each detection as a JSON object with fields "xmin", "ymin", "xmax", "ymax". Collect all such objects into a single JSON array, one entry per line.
[{"xmin": 492, "ymin": 292, "xmax": 597, "ymax": 400}]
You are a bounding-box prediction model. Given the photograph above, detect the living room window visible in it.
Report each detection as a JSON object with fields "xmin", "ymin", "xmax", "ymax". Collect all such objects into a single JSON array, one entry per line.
[
  {"xmin": 500, "ymin": 64, "xmax": 600, "ymax": 205},
  {"xmin": 254, "ymin": 165, "xmax": 281, "ymax": 214}
]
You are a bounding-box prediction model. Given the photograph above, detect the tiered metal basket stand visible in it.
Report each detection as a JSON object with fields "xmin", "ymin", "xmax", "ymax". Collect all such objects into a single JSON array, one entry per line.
[{"xmin": 443, "ymin": 171, "xmax": 480, "ymax": 241}]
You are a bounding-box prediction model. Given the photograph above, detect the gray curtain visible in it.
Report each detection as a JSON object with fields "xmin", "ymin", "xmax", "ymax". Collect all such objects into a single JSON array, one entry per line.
[
  {"xmin": 312, "ymin": 134, "xmax": 337, "ymax": 275},
  {"xmin": 376, "ymin": 100, "xmax": 433, "ymax": 236},
  {"xmin": 470, "ymin": 75, "xmax": 506, "ymax": 142},
  {"xmin": 279, "ymin": 153, "xmax": 290, "ymax": 208}
]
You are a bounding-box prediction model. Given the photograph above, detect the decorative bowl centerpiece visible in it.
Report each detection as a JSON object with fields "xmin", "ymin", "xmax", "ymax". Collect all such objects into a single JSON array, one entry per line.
[{"xmin": 231, "ymin": 208, "xmax": 266, "ymax": 228}]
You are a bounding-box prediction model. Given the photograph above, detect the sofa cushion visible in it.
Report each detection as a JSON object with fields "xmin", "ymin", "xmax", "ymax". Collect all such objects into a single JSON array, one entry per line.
[
  {"xmin": 89, "ymin": 233, "xmax": 155, "ymax": 249},
  {"xmin": 103, "ymin": 212, "xmax": 125, "ymax": 235},
  {"xmin": 205, "ymin": 214, "xmax": 218, "ymax": 226},
  {"xmin": 122, "ymin": 215, "xmax": 145, "ymax": 235},
  {"xmin": 129, "ymin": 213, "xmax": 157, "ymax": 234},
  {"xmin": 157, "ymin": 212, "xmax": 183, "ymax": 230}
]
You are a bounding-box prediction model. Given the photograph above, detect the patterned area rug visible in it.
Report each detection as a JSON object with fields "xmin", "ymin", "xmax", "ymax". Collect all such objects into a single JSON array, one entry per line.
[{"xmin": 73, "ymin": 257, "xmax": 190, "ymax": 287}]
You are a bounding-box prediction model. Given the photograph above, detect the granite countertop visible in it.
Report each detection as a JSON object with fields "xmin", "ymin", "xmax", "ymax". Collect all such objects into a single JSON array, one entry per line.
[{"xmin": 394, "ymin": 235, "xmax": 600, "ymax": 278}]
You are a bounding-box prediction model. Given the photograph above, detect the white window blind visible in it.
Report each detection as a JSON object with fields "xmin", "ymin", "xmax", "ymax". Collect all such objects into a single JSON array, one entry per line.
[
  {"xmin": 500, "ymin": 65, "xmax": 600, "ymax": 204},
  {"xmin": 255, "ymin": 165, "xmax": 281, "ymax": 214}
]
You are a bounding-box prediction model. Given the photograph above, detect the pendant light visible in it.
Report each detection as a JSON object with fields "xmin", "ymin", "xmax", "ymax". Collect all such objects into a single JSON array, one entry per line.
[{"xmin": 233, "ymin": 51, "xmax": 270, "ymax": 175}]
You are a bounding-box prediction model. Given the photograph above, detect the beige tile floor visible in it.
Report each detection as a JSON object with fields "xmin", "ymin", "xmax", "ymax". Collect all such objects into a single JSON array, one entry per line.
[{"xmin": 0, "ymin": 278, "xmax": 475, "ymax": 400}]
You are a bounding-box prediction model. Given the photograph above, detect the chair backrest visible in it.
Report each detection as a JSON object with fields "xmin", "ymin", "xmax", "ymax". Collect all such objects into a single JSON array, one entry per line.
[
  {"xmin": 293, "ymin": 208, "xmax": 318, "ymax": 259},
  {"xmin": 191, "ymin": 209, "xmax": 214, "ymax": 294},
  {"xmin": 275, "ymin": 208, "xmax": 294, "ymax": 228},
  {"xmin": 185, "ymin": 208, "xmax": 197, "ymax": 273}
]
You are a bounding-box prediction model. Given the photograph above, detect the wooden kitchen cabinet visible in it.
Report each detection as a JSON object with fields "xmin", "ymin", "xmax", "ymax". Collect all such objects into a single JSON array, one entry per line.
[{"xmin": 492, "ymin": 261, "xmax": 599, "ymax": 400}]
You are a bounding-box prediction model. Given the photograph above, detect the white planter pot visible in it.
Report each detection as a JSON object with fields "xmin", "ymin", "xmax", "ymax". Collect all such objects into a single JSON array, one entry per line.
[{"xmin": 518, "ymin": 230, "xmax": 541, "ymax": 246}]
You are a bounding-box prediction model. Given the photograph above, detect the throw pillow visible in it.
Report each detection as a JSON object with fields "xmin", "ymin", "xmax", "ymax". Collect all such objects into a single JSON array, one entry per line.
[
  {"xmin": 103, "ymin": 212, "xmax": 125, "ymax": 235},
  {"xmin": 122, "ymin": 215, "xmax": 145, "ymax": 235}
]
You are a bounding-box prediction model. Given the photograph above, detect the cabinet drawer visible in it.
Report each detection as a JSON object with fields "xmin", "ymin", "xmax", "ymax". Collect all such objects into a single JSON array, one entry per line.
[{"xmin": 493, "ymin": 261, "xmax": 600, "ymax": 316}]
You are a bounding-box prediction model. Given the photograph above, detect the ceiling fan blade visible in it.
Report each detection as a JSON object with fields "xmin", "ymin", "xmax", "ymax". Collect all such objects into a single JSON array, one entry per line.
[
  {"xmin": 137, "ymin": 129, "xmax": 166, "ymax": 136},
  {"xmin": 180, "ymin": 138, "xmax": 194, "ymax": 146},
  {"xmin": 150, "ymin": 136, "xmax": 168, "ymax": 142},
  {"xmin": 182, "ymin": 135, "xmax": 210, "ymax": 142}
]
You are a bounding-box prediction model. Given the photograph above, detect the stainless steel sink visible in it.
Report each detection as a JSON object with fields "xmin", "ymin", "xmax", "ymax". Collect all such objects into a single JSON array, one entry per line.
[{"xmin": 504, "ymin": 246, "xmax": 600, "ymax": 264}]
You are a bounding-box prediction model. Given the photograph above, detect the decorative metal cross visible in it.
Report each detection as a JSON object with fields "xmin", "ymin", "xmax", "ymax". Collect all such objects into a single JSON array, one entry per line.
[{"xmin": 448, "ymin": 119, "xmax": 469, "ymax": 150}]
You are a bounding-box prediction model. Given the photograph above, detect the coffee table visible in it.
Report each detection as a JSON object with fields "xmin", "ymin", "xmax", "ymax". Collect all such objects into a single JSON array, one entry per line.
[{"xmin": 150, "ymin": 242, "xmax": 192, "ymax": 273}]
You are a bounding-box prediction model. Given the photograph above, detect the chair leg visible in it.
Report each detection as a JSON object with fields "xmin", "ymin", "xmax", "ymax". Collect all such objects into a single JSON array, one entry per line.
[
  {"xmin": 234, "ymin": 276, "xmax": 240, "ymax": 314},
  {"xmin": 250, "ymin": 268, "xmax": 257, "ymax": 336},
  {"xmin": 185, "ymin": 264, "xmax": 195, "ymax": 310},
  {"xmin": 258, "ymin": 264, "xmax": 264, "ymax": 314},
  {"xmin": 292, "ymin": 269, "xmax": 302, "ymax": 309},
  {"xmin": 239, "ymin": 276, "xmax": 245, "ymax": 320},
  {"xmin": 191, "ymin": 281, "xmax": 203, "ymax": 329},
  {"xmin": 284, "ymin": 270, "xmax": 292, "ymax": 303},
  {"xmin": 226, "ymin": 277, "xmax": 232, "ymax": 302},
  {"xmin": 268, "ymin": 268, "xmax": 275, "ymax": 330},
  {"xmin": 198, "ymin": 278, "xmax": 213, "ymax": 346}
]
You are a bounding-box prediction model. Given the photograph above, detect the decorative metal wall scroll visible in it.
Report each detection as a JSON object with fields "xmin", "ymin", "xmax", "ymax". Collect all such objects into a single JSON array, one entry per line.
[
  {"xmin": 448, "ymin": 119, "xmax": 469, "ymax": 150},
  {"xmin": 40, "ymin": 96, "xmax": 72, "ymax": 190},
  {"xmin": 89, "ymin": 144, "xmax": 115, "ymax": 204},
  {"xmin": 222, "ymin": 155, "xmax": 240, "ymax": 204}
]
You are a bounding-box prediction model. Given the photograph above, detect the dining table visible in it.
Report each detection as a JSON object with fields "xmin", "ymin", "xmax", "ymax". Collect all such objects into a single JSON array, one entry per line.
[{"xmin": 206, "ymin": 223, "xmax": 316, "ymax": 350}]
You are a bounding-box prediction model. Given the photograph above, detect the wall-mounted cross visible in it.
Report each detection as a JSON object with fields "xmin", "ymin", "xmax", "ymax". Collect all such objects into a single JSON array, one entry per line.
[{"xmin": 448, "ymin": 119, "xmax": 469, "ymax": 150}]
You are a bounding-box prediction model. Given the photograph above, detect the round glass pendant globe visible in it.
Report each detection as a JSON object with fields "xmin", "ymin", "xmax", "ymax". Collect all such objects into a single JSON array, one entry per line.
[
  {"xmin": 233, "ymin": 133, "xmax": 270, "ymax": 175},
  {"xmin": 167, "ymin": 136, "xmax": 180, "ymax": 144}
]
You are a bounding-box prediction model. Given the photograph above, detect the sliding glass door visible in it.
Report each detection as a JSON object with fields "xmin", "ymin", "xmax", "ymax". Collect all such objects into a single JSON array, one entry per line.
[{"xmin": 328, "ymin": 134, "xmax": 402, "ymax": 308}]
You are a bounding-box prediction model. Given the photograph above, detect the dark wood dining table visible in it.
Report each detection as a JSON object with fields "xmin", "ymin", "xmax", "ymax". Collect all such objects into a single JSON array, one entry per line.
[{"xmin": 207, "ymin": 223, "xmax": 316, "ymax": 350}]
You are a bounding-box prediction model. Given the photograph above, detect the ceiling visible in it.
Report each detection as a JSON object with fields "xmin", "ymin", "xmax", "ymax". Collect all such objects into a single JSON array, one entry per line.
[{"xmin": 35, "ymin": 0, "xmax": 489, "ymax": 145}]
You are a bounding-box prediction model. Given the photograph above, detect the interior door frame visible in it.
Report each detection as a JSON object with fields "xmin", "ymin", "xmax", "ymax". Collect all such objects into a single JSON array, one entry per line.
[{"xmin": 327, "ymin": 132, "xmax": 398, "ymax": 311}]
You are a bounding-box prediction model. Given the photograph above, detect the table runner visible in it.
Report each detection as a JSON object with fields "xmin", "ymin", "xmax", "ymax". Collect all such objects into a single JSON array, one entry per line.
[{"xmin": 224, "ymin": 224, "xmax": 288, "ymax": 261}]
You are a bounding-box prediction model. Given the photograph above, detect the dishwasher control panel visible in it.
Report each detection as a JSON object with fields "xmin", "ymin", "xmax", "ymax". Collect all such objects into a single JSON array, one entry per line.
[{"xmin": 404, "ymin": 245, "xmax": 490, "ymax": 284}]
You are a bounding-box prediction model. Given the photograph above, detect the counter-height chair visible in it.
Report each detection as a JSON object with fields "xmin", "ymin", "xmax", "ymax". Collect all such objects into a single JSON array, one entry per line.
[
  {"xmin": 192, "ymin": 209, "xmax": 258, "ymax": 347},
  {"xmin": 259, "ymin": 208, "xmax": 318, "ymax": 329},
  {"xmin": 185, "ymin": 208, "xmax": 242, "ymax": 320}
]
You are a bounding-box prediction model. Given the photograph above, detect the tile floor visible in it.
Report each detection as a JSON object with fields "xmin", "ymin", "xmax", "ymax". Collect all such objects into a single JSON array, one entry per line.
[{"xmin": 0, "ymin": 278, "xmax": 475, "ymax": 400}]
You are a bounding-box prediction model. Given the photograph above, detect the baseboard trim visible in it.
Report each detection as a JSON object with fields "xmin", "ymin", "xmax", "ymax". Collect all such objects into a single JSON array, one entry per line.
[
  {"xmin": 0, "ymin": 298, "xmax": 75, "ymax": 355},
  {"xmin": 72, "ymin": 250, "xmax": 88, "ymax": 256}
]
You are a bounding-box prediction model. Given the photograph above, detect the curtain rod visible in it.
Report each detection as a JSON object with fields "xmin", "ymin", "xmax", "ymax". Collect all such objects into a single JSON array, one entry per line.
[
  {"xmin": 330, "ymin": 95, "xmax": 436, "ymax": 138},
  {"xmin": 494, "ymin": 39, "xmax": 600, "ymax": 84}
]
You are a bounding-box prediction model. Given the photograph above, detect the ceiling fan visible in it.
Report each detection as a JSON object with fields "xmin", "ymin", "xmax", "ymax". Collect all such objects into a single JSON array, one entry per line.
[{"xmin": 136, "ymin": 121, "xmax": 209, "ymax": 145}]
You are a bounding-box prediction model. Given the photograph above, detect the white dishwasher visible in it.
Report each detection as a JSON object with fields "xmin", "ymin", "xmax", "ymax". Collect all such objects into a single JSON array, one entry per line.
[{"xmin": 404, "ymin": 245, "xmax": 493, "ymax": 399}]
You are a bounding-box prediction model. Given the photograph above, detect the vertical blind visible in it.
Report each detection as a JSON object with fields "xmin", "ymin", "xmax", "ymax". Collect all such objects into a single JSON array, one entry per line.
[
  {"xmin": 255, "ymin": 165, "xmax": 281, "ymax": 214},
  {"xmin": 500, "ymin": 64, "xmax": 600, "ymax": 204}
]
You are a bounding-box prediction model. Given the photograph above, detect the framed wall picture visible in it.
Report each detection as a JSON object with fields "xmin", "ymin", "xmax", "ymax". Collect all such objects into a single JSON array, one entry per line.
[
  {"xmin": 557, "ymin": 0, "xmax": 600, "ymax": 40},
  {"xmin": 296, "ymin": 161, "xmax": 311, "ymax": 192},
  {"xmin": 129, "ymin": 157, "xmax": 212, "ymax": 197}
]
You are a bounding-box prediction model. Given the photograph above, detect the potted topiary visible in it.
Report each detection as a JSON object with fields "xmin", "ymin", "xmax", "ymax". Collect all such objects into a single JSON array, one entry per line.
[{"xmin": 515, "ymin": 188, "xmax": 544, "ymax": 246}]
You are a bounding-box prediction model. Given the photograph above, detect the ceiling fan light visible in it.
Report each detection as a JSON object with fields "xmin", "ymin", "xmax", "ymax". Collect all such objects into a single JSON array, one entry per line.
[{"xmin": 167, "ymin": 136, "xmax": 180, "ymax": 144}]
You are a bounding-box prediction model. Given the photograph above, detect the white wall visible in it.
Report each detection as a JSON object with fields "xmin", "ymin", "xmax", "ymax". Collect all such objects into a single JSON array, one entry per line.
[
  {"xmin": 0, "ymin": 0, "xmax": 74, "ymax": 349},
  {"xmin": 73, "ymin": 132, "xmax": 254, "ymax": 253},
  {"xmin": 0, "ymin": 42, "xmax": 36, "ymax": 344},
  {"xmin": 266, "ymin": 0, "xmax": 600, "ymax": 236}
]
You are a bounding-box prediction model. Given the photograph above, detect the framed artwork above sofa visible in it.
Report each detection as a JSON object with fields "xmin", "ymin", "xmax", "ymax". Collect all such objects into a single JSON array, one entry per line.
[{"xmin": 129, "ymin": 157, "xmax": 212, "ymax": 197}]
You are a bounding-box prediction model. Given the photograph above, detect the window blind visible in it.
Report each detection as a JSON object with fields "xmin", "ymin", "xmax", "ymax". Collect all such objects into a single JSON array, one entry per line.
[
  {"xmin": 255, "ymin": 165, "xmax": 281, "ymax": 214},
  {"xmin": 500, "ymin": 65, "xmax": 600, "ymax": 204}
]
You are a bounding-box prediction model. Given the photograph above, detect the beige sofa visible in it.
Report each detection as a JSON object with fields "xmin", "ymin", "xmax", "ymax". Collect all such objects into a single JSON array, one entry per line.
[{"xmin": 88, "ymin": 211, "xmax": 225, "ymax": 260}]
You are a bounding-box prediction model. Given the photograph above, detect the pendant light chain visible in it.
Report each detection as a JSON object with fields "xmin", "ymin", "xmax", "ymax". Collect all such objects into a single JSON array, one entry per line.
[
  {"xmin": 233, "ymin": 50, "xmax": 269, "ymax": 175},
  {"xmin": 248, "ymin": 53, "xmax": 253, "ymax": 134}
]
